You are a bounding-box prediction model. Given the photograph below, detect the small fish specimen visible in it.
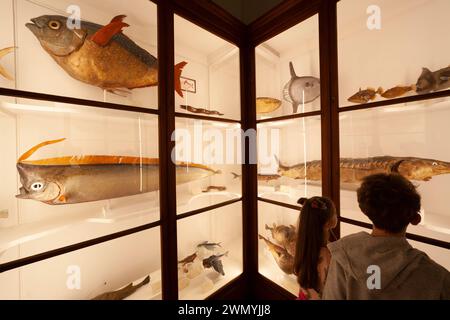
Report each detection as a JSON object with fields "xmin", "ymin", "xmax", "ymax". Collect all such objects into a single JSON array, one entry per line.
[
  {"xmin": 202, "ymin": 252, "xmax": 228, "ymax": 276},
  {"xmin": 416, "ymin": 66, "xmax": 450, "ymax": 94},
  {"xmin": 347, "ymin": 87, "xmax": 383, "ymax": 104},
  {"xmin": 259, "ymin": 235, "xmax": 294, "ymax": 275},
  {"xmin": 202, "ymin": 186, "xmax": 227, "ymax": 192},
  {"xmin": 380, "ymin": 85, "xmax": 415, "ymax": 99},
  {"xmin": 231, "ymin": 172, "xmax": 281, "ymax": 182},
  {"xmin": 178, "ymin": 252, "xmax": 197, "ymax": 266},
  {"xmin": 26, "ymin": 15, "xmax": 186, "ymax": 96},
  {"xmin": 197, "ymin": 241, "xmax": 222, "ymax": 251},
  {"xmin": 0, "ymin": 47, "xmax": 14, "ymax": 81},
  {"xmin": 256, "ymin": 97, "xmax": 282, "ymax": 114},
  {"xmin": 276, "ymin": 156, "xmax": 450, "ymax": 183},
  {"xmin": 92, "ymin": 275, "xmax": 150, "ymax": 300},
  {"xmin": 283, "ymin": 62, "xmax": 320, "ymax": 113},
  {"xmin": 180, "ymin": 105, "xmax": 224, "ymax": 116},
  {"xmin": 16, "ymin": 139, "xmax": 219, "ymax": 205}
]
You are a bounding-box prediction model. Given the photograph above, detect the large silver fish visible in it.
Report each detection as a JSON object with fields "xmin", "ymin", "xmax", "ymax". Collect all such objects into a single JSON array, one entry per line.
[
  {"xmin": 283, "ymin": 62, "xmax": 320, "ymax": 113},
  {"xmin": 92, "ymin": 275, "xmax": 150, "ymax": 300},
  {"xmin": 16, "ymin": 139, "xmax": 219, "ymax": 205},
  {"xmin": 416, "ymin": 66, "xmax": 450, "ymax": 94}
]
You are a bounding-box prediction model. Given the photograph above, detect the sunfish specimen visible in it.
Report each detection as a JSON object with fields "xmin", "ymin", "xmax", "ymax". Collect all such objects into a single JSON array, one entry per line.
[
  {"xmin": 16, "ymin": 139, "xmax": 219, "ymax": 205},
  {"xmin": 283, "ymin": 62, "xmax": 320, "ymax": 113},
  {"xmin": 26, "ymin": 15, "xmax": 187, "ymax": 96},
  {"xmin": 0, "ymin": 47, "xmax": 14, "ymax": 81},
  {"xmin": 259, "ymin": 235, "xmax": 294, "ymax": 275},
  {"xmin": 416, "ymin": 66, "xmax": 450, "ymax": 94},
  {"xmin": 92, "ymin": 275, "xmax": 150, "ymax": 300},
  {"xmin": 276, "ymin": 156, "xmax": 450, "ymax": 183}
]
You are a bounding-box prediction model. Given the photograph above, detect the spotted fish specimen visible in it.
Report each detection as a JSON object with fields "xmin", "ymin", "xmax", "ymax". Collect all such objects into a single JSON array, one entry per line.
[
  {"xmin": 416, "ymin": 66, "xmax": 450, "ymax": 94},
  {"xmin": 202, "ymin": 252, "xmax": 228, "ymax": 276},
  {"xmin": 0, "ymin": 47, "xmax": 14, "ymax": 81},
  {"xmin": 92, "ymin": 275, "xmax": 150, "ymax": 300},
  {"xmin": 347, "ymin": 87, "xmax": 383, "ymax": 104},
  {"xmin": 283, "ymin": 62, "xmax": 320, "ymax": 113},
  {"xmin": 380, "ymin": 85, "xmax": 415, "ymax": 99},
  {"xmin": 276, "ymin": 156, "xmax": 450, "ymax": 183},
  {"xmin": 259, "ymin": 235, "xmax": 294, "ymax": 275},
  {"xmin": 26, "ymin": 15, "xmax": 186, "ymax": 96},
  {"xmin": 16, "ymin": 139, "xmax": 219, "ymax": 205},
  {"xmin": 256, "ymin": 97, "xmax": 282, "ymax": 114}
]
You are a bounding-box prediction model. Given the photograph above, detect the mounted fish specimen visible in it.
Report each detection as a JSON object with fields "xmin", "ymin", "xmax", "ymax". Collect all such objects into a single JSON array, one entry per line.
[
  {"xmin": 416, "ymin": 66, "xmax": 450, "ymax": 94},
  {"xmin": 265, "ymin": 223, "xmax": 296, "ymax": 256},
  {"xmin": 197, "ymin": 241, "xmax": 221, "ymax": 251},
  {"xmin": 380, "ymin": 85, "xmax": 415, "ymax": 99},
  {"xmin": 231, "ymin": 172, "xmax": 281, "ymax": 182},
  {"xmin": 259, "ymin": 235, "xmax": 294, "ymax": 275},
  {"xmin": 180, "ymin": 105, "xmax": 224, "ymax": 116},
  {"xmin": 202, "ymin": 186, "xmax": 226, "ymax": 192},
  {"xmin": 276, "ymin": 156, "xmax": 450, "ymax": 183},
  {"xmin": 26, "ymin": 15, "xmax": 187, "ymax": 96},
  {"xmin": 347, "ymin": 87, "xmax": 383, "ymax": 104},
  {"xmin": 0, "ymin": 47, "xmax": 14, "ymax": 81},
  {"xmin": 283, "ymin": 62, "xmax": 320, "ymax": 113},
  {"xmin": 178, "ymin": 252, "xmax": 197, "ymax": 267},
  {"xmin": 16, "ymin": 139, "xmax": 219, "ymax": 205},
  {"xmin": 256, "ymin": 97, "xmax": 282, "ymax": 114},
  {"xmin": 202, "ymin": 252, "xmax": 228, "ymax": 276},
  {"xmin": 92, "ymin": 275, "xmax": 150, "ymax": 300}
]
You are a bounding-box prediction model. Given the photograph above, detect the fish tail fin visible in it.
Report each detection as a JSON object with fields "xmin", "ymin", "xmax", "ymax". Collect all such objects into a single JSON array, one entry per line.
[
  {"xmin": 265, "ymin": 224, "xmax": 270, "ymax": 231},
  {"xmin": 91, "ymin": 15, "xmax": 129, "ymax": 47},
  {"xmin": 18, "ymin": 138, "xmax": 66, "ymax": 163},
  {"xmin": 230, "ymin": 172, "xmax": 240, "ymax": 179},
  {"xmin": 0, "ymin": 47, "xmax": 15, "ymax": 81},
  {"xmin": 174, "ymin": 61, "xmax": 188, "ymax": 97},
  {"xmin": 224, "ymin": 251, "xmax": 229, "ymax": 257},
  {"xmin": 289, "ymin": 61, "xmax": 297, "ymax": 78},
  {"xmin": 376, "ymin": 87, "xmax": 384, "ymax": 95},
  {"xmin": 218, "ymin": 242, "xmax": 222, "ymax": 247},
  {"xmin": 292, "ymin": 102, "xmax": 300, "ymax": 114},
  {"xmin": 141, "ymin": 275, "xmax": 150, "ymax": 286},
  {"xmin": 213, "ymin": 169, "xmax": 222, "ymax": 175},
  {"xmin": 258, "ymin": 234, "xmax": 267, "ymax": 241},
  {"xmin": 274, "ymin": 155, "xmax": 288, "ymax": 173}
]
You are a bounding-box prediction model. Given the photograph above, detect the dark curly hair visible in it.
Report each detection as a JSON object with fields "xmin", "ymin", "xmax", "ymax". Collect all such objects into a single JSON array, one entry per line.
[{"xmin": 357, "ymin": 173, "xmax": 421, "ymax": 233}]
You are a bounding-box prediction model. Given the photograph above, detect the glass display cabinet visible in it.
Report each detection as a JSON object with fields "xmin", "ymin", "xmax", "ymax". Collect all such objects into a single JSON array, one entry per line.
[{"xmin": 0, "ymin": 0, "xmax": 448, "ymax": 300}]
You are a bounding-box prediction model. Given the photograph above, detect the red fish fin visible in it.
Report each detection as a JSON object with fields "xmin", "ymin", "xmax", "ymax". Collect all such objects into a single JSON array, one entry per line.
[
  {"xmin": 174, "ymin": 61, "xmax": 188, "ymax": 97},
  {"xmin": 18, "ymin": 138, "xmax": 66, "ymax": 163},
  {"xmin": 58, "ymin": 195, "xmax": 67, "ymax": 203},
  {"xmin": 91, "ymin": 15, "xmax": 129, "ymax": 47}
]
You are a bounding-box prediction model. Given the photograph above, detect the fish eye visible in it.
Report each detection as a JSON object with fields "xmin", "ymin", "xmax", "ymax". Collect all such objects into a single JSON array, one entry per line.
[
  {"xmin": 432, "ymin": 162, "xmax": 438, "ymax": 166},
  {"xmin": 48, "ymin": 20, "xmax": 61, "ymax": 30},
  {"xmin": 31, "ymin": 182, "xmax": 44, "ymax": 191}
]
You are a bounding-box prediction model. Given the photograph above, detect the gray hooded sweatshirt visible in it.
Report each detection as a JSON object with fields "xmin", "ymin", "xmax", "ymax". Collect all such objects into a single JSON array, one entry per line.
[{"xmin": 322, "ymin": 232, "xmax": 450, "ymax": 300}]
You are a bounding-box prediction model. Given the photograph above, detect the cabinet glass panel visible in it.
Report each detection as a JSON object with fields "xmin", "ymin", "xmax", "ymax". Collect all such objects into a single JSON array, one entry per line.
[
  {"xmin": 340, "ymin": 223, "xmax": 449, "ymax": 271},
  {"xmin": 255, "ymin": 14, "xmax": 320, "ymax": 119},
  {"xmin": 0, "ymin": 0, "xmax": 158, "ymax": 109},
  {"xmin": 174, "ymin": 15, "xmax": 240, "ymax": 120},
  {"xmin": 258, "ymin": 201, "xmax": 299, "ymax": 296},
  {"xmin": 177, "ymin": 202, "xmax": 242, "ymax": 299},
  {"xmin": 0, "ymin": 96, "xmax": 159, "ymax": 263},
  {"xmin": 257, "ymin": 116, "xmax": 322, "ymax": 206},
  {"xmin": 175, "ymin": 118, "xmax": 242, "ymax": 214},
  {"xmin": 338, "ymin": 0, "xmax": 450, "ymax": 107},
  {"xmin": 0, "ymin": 227, "xmax": 161, "ymax": 299},
  {"xmin": 340, "ymin": 97, "xmax": 450, "ymax": 243}
]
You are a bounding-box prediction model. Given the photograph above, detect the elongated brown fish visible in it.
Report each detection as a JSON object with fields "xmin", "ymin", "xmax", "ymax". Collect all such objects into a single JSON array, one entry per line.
[
  {"xmin": 381, "ymin": 85, "xmax": 415, "ymax": 99},
  {"xmin": 276, "ymin": 156, "xmax": 450, "ymax": 183},
  {"xmin": 347, "ymin": 87, "xmax": 383, "ymax": 104},
  {"xmin": 178, "ymin": 252, "xmax": 197, "ymax": 266},
  {"xmin": 259, "ymin": 235, "xmax": 294, "ymax": 275},
  {"xmin": 92, "ymin": 275, "xmax": 150, "ymax": 300},
  {"xmin": 231, "ymin": 172, "xmax": 281, "ymax": 182},
  {"xmin": 256, "ymin": 97, "xmax": 282, "ymax": 114},
  {"xmin": 0, "ymin": 47, "xmax": 14, "ymax": 81},
  {"xmin": 16, "ymin": 139, "xmax": 219, "ymax": 205},
  {"xmin": 26, "ymin": 15, "xmax": 186, "ymax": 96}
]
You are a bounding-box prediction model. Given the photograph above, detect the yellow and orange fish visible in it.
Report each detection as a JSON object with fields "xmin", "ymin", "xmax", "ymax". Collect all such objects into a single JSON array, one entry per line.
[
  {"xmin": 26, "ymin": 15, "xmax": 186, "ymax": 96},
  {"xmin": 0, "ymin": 47, "xmax": 14, "ymax": 81}
]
